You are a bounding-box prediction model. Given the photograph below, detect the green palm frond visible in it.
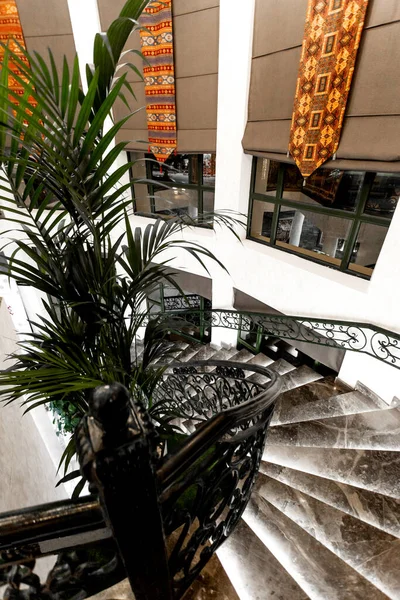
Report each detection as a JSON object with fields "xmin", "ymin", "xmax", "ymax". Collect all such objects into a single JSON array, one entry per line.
[{"xmin": 0, "ymin": 0, "xmax": 243, "ymax": 495}]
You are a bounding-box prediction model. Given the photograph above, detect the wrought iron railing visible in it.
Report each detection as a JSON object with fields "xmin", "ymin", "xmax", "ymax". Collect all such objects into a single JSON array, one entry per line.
[
  {"xmin": 0, "ymin": 360, "xmax": 280, "ymax": 600},
  {"xmin": 162, "ymin": 294, "xmax": 212, "ymax": 343},
  {"xmin": 153, "ymin": 309, "xmax": 400, "ymax": 370}
]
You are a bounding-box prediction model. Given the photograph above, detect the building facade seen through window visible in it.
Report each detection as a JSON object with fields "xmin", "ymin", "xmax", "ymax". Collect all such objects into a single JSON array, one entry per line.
[
  {"xmin": 129, "ymin": 152, "xmax": 216, "ymax": 222},
  {"xmin": 248, "ymin": 158, "xmax": 399, "ymax": 279}
]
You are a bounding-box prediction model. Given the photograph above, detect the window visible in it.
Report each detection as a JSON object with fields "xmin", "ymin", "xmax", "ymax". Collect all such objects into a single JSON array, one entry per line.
[
  {"xmin": 248, "ymin": 158, "xmax": 399, "ymax": 279},
  {"xmin": 129, "ymin": 152, "xmax": 216, "ymax": 223}
]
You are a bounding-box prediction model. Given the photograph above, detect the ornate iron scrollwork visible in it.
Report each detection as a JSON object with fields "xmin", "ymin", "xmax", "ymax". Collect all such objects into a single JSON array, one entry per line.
[
  {"xmin": 146, "ymin": 309, "xmax": 400, "ymax": 370},
  {"xmin": 152, "ymin": 360, "xmax": 280, "ymax": 597}
]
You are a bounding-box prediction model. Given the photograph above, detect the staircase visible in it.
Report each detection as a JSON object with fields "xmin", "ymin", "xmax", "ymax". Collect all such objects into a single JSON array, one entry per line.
[
  {"xmin": 152, "ymin": 341, "xmax": 400, "ymax": 600},
  {"xmin": 100, "ymin": 341, "xmax": 400, "ymax": 599}
]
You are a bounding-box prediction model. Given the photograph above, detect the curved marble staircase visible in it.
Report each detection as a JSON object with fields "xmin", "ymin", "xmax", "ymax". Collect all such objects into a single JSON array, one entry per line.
[
  {"xmin": 110, "ymin": 341, "xmax": 400, "ymax": 599},
  {"xmin": 157, "ymin": 342, "xmax": 400, "ymax": 600}
]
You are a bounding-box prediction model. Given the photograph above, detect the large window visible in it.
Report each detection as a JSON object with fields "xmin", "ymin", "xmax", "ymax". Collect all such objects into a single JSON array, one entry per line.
[
  {"xmin": 129, "ymin": 152, "xmax": 216, "ymax": 221},
  {"xmin": 248, "ymin": 158, "xmax": 399, "ymax": 279}
]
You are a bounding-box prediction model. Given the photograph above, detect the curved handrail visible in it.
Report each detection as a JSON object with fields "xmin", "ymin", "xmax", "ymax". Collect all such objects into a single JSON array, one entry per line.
[
  {"xmin": 148, "ymin": 308, "xmax": 400, "ymax": 370},
  {"xmin": 155, "ymin": 360, "xmax": 281, "ymax": 489}
]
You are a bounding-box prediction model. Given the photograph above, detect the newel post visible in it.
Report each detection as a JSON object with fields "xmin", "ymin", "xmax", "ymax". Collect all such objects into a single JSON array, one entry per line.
[{"xmin": 75, "ymin": 383, "xmax": 172, "ymax": 600}]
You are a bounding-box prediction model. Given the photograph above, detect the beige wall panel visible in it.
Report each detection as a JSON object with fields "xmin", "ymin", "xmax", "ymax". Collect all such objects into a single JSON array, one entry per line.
[
  {"xmin": 242, "ymin": 120, "xmax": 291, "ymax": 155},
  {"xmin": 116, "ymin": 128, "xmax": 149, "ymax": 150},
  {"xmin": 178, "ymin": 129, "xmax": 216, "ymax": 152},
  {"xmin": 98, "ymin": 0, "xmax": 125, "ymax": 30},
  {"xmin": 173, "ymin": 0, "xmax": 219, "ymax": 17},
  {"xmin": 243, "ymin": 115, "xmax": 400, "ymax": 163},
  {"xmin": 177, "ymin": 74, "xmax": 217, "ymax": 130},
  {"xmin": 174, "ymin": 7, "xmax": 219, "ymax": 78},
  {"xmin": 253, "ymin": 0, "xmax": 307, "ymax": 58},
  {"xmin": 113, "ymin": 84, "xmax": 147, "ymax": 130},
  {"xmin": 17, "ymin": 0, "xmax": 72, "ymax": 37},
  {"xmin": 248, "ymin": 48, "xmax": 300, "ymax": 122},
  {"xmin": 365, "ymin": 0, "xmax": 400, "ymax": 28},
  {"xmin": 338, "ymin": 116, "xmax": 400, "ymax": 161},
  {"xmin": 118, "ymin": 127, "xmax": 216, "ymax": 152},
  {"xmin": 24, "ymin": 35, "xmax": 76, "ymax": 71},
  {"xmin": 347, "ymin": 23, "xmax": 400, "ymax": 116}
]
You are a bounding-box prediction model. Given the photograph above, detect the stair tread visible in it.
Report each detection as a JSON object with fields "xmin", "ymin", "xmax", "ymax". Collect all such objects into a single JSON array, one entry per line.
[
  {"xmin": 279, "ymin": 364, "xmax": 323, "ymax": 392},
  {"xmin": 254, "ymin": 473, "xmax": 400, "ymax": 599},
  {"xmin": 263, "ymin": 446, "xmax": 400, "ymax": 499},
  {"xmin": 217, "ymin": 520, "xmax": 309, "ymax": 600},
  {"xmin": 189, "ymin": 344, "xmax": 218, "ymax": 362},
  {"xmin": 271, "ymin": 377, "xmax": 352, "ymax": 425},
  {"xmin": 261, "ymin": 462, "xmax": 400, "ymax": 539},
  {"xmin": 205, "ymin": 347, "xmax": 241, "ymax": 369},
  {"xmin": 268, "ymin": 407, "xmax": 400, "ymax": 451},
  {"xmin": 228, "ymin": 348, "xmax": 259, "ymax": 364},
  {"xmin": 247, "ymin": 357, "xmax": 294, "ymax": 384},
  {"xmin": 243, "ymin": 496, "xmax": 387, "ymax": 600}
]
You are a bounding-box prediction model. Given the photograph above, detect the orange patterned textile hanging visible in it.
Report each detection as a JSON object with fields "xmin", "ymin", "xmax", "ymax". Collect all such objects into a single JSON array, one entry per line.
[
  {"xmin": 0, "ymin": 0, "xmax": 33, "ymax": 106},
  {"xmin": 140, "ymin": 1, "xmax": 177, "ymax": 164},
  {"xmin": 289, "ymin": 0, "xmax": 369, "ymax": 178}
]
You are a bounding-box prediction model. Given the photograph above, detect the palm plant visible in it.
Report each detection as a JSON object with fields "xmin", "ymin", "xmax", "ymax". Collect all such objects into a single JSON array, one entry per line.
[{"xmin": 0, "ymin": 0, "xmax": 240, "ymax": 495}]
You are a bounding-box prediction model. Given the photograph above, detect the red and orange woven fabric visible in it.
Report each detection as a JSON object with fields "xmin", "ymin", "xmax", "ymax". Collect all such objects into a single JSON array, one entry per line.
[
  {"xmin": 140, "ymin": 0, "xmax": 176, "ymax": 164},
  {"xmin": 289, "ymin": 0, "xmax": 369, "ymax": 178}
]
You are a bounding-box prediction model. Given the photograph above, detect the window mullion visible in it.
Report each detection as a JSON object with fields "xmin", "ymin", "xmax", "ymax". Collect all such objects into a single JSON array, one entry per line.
[{"xmin": 340, "ymin": 172, "xmax": 374, "ymax": 270}]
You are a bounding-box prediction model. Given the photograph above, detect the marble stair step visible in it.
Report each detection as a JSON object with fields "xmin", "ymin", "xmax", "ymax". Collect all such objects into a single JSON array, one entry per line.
[
  {"xmin": 174, "ymin": 343, "xmax": 203, "ymax": 363},
  {"xmin": 267, "ymin": 407, "xmax": 400, "ymax": 451},
  {"xmin": 271, "ymin": 376, "xmax": 355, "ymax": 426},
  {"xmin": 204, "ymin": 347, "xmax": 242, "ymax": 371},
  {"xmin": 263, "ymin": 446, "xmax": 400, "ymax": 499},
  {"xmin": 227, "ymin": 348, "xmax": 256, "ymax": 364},
  {"xmin": 152, "ymin": 341, "xmax": 190, "ymax": 365},
  {"xmin": 217, "ymin": 519, "xmax": 308, "ymax": 600},
  {"xmin": 188, "ymin": 344, "xmax": 219, "ymax": 362},
  {"xmin": 255, "ymin": 473, "xmax": 400, "ymax": 599},
  {"xmin": 243, "ymin": 494, "xmax": 387, "ymax": 600},
  {"xmin": 260, "ymin": 462, "xmax": 400, "ymax": 539},
  {"xmin": 247, "ymin": 357, "xmax": 294, "ymax": 384},
  {"xmin": 250, "ymin": 363, "xmax": 321, "ymax": 390}
]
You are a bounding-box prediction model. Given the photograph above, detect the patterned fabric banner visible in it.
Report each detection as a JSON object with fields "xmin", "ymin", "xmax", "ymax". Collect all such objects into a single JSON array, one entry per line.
[
  {"xmin": 289, "ymin": 0, "xmax": 369, "ymax": 178},
  {"xmin": 140, "ymin": 1, "xmax": 176, "ymax": 164},
  {"xmin": 0, "ymin": 0, "xmax": 32, "ymax": 106}
]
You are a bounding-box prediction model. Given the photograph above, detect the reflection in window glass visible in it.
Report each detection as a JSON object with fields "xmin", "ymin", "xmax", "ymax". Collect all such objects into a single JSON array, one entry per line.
[
  {"xmin": 276, "ymin": 206, "xmax": 352, "ymax": 263},
  {"xmin": 365, "ymin": 173, "xmax": 400, "ymax": 218},
  {"xmin": 203, "ymin": 190, "xmax": 215, "ymax": 213},
  {"xmin": 203, "ymin": 154, "xmax": 216, "ymax": 187},
  {"xmin": 349, "ymin": 223, "xmax": 389, "ymax": 275},
  {"xmin": 150, "ymin": 154, "xmax": 198, "ymax": 186},
  {"xmin": 250, "ymin": 201, "xmax": 275, "ymax": 241},
  {"xmin": 282, "ymin": 164, "xmax": 362, "ymax": 211},
  {"xmin": 254, "ymin": 159, "xmax": 278, "ymax": 196},
  {"xmin": 131, "ymin": 153, "xmax": 152, "ymax": 212},
  {"xmin": 154, "ymin": 188, "xmax": 198, "ymax": 218}
]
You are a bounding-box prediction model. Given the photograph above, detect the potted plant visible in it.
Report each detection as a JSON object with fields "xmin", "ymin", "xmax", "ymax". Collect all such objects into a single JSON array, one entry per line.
[{"xmin": 0, "ymin": 0, "xmax": 239, "ymax": 495}]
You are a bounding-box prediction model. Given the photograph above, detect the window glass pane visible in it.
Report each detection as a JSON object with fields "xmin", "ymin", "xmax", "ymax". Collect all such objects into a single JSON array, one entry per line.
[
  {"xmin": 203, "ymin": 154, "xmax": 216, "ymax": 187},
  {"xmin": 365, "ymin": 173, "xmax": 400, "ymax": 218},
  {"xmin": 149, "ymin": 153, "xmax": 198, "ymax": 185},
  {"xmin": 250, "ymin": 201, "xmax": 275, "ymax": 241},
  {"xmin": 131, "ymin": 153, "xmax": 151, "ymax": 212},
  {"xmin": 349, "ymin": 223, "xmax": 389, "ymax": 276},
  {"xmin": 154, "ymin": 187, "xmax": 198, "ymax": 218},
  {"xmin": 254, "ymin": 158, "xmax": 279, "ymax": 196},
  {"xmin": 276, "ymin": 206, "xmax": 352, "ymax": 264},
  {"xmin": 203, "ymin": 190, "xmax": 215, "ymax": 213},
  {"xmin": 282, "ymin": 165, "xmax": 363, "ymax": 212}
]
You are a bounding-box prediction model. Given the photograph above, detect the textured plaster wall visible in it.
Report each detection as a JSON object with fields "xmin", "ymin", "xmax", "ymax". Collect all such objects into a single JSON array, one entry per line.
[{"xmin": 0, "ymin": 299, "xmax": 66, "ymax": 513}]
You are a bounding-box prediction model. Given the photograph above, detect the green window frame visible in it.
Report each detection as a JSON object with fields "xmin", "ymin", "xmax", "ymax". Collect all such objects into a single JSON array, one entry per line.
[
  {"xmin": 129, "ymin": 152, "xmax": 215, "ymax": 225},
  {"xmin": 247, "ymin": 158, "xmax": 398, "ymax": 279}
]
